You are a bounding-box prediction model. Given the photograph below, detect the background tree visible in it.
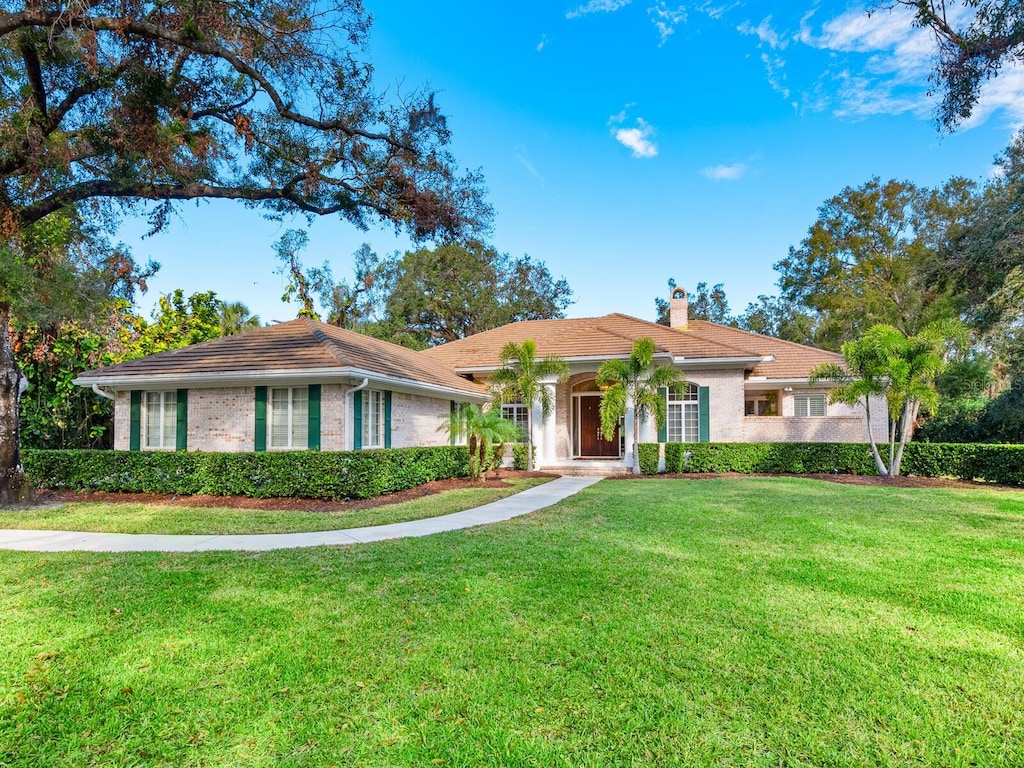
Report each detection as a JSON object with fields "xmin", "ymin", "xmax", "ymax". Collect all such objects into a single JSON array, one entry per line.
[
  {"xmin": 379, "ymin": 241, "xmax": 572, "ymax": 348},
  {"xmin": 735, "ymin": 295, "xmax": 820, "ymax": 344},
  {"xmin": 219, "ymin": 302, "xmax": 261, "ymax": 337},
  {"xmin": 655, "ymin": 278, "xmax": 736, "ymax": 326},
  {"xmin": 890, "ymin": 1, "xmax": 1024, "ymax": 130},
  {"xmin": 0, "ymin": 0, "xmax": 490, "ymax": 500},
  {"xmin": 488, "ymin": 339, "xmax": 570, "ymax": 471},
  {"xmin": 775, "ymin": 177, "xmax": 964, "ymax": 351},
  {"xmin": 596, "ymin": 338, "xmax": 682, "ymax": 475},
  {"xmin": 810, "ymin": 322, "xmax": 961, "ymax": 477}
]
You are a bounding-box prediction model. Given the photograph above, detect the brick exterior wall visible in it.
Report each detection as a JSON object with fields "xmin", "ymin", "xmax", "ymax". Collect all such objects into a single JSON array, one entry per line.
[
  {"xmin": 391, "ymin": 392, "xmax": 451, "ymax": 448},
  {"xmin": 320, "ymin": 384, "xmax": 347, "ymax": 451},
  {"xmin": 742, "ymin": 390, "xmax": 888, "ymax": 443},
  {"xmin": 186, "ymin": 387, "xmax": 255, "ymax": 452},
  {"xmin": 113, "ymin": 390, "xmax": 130, "ymax": 451}
]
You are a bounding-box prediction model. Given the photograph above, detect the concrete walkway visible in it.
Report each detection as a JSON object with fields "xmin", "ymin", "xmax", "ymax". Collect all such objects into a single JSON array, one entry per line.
[{"xmin": 0, "ymin": 476, "xmax": 601, "ymax": 553}]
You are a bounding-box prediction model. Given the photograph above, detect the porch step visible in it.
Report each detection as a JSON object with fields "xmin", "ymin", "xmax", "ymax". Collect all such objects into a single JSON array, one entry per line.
[{"xmin": 541, "ymin": 463, "xmax": 632, "ymax": 478}]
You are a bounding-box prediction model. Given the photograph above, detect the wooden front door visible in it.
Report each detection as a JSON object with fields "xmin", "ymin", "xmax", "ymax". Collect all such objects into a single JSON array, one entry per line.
[{"xmin": 577, "ymin": 395, "xmax": 621, "ymax": 457}]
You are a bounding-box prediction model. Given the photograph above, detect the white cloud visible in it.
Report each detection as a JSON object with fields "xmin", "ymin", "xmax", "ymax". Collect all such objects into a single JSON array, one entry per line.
[
  {"xmin": 537, "ymin": 34, "xmax": 549, "ymax": 52},
  {"xmin": 649, "ymin": 3, "xmax": 687, "ymax": 46},
  {"xmin": 701, "ymin": 162, "xmax": 746, "ymax": 180},
  {"xmin": 737, "ymin": 16, "xmax": 784, "ymax": 49},
  {"xmin": 615, "ymin": 122, "xmax": 659, "ymax": 158},
  {"xmin": 608, "ymin": 109, "xmax": 658, "ymax": 157},
  {"xmin": 515, "ymin": 146, "xmax": 545, "ymax": 182},
  {"xmin": 566, "ymin": 0, "xmax": 632, "ymax": 19}
]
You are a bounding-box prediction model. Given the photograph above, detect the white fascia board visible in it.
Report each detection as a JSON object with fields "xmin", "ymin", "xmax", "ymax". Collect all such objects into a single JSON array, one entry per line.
[
  {"xmin": 73, "ymin": 367, "xmax": 489, "ymax": 403},
  {"xmin": 743, "ymin": 377, "xmax": 834, "ymax": 389},
  {"xmin": 672, "ymin": 356, "xmax": 766, "ymax": 369}
]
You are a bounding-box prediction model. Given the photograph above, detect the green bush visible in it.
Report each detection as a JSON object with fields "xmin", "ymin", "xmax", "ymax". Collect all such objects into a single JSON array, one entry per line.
[
  {"xmin": 638, "ymin": 443, "xmax": 660, "ymax": 475},
  {"xmin": 23, "ymin": 446, "xmax": 470, "ymax": 500},
  {"xmin": 512, "ymin": 443, "xmax": 536, "ymax": 471},
  {"xmin": 659, "ymin": 442, "xmax": 1023, "ymax": 486}
]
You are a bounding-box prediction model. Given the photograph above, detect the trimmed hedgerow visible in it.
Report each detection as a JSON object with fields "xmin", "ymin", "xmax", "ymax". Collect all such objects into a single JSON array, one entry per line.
[
  {"xmin": 654, "ymin": 442, "xmax": 1023, "ymax": 487},
  {"xmin": 23, "ymin": 446, "xmax": 470, "ymax": 500},
  {"xmin": 637, "ymin": 443, "xmax": 660, "ymax": 476}
]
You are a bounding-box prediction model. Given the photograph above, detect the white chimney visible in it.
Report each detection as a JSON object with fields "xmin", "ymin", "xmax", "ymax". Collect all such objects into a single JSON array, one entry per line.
[{"xmin": 669, "ymin": 286, "xmax": 688, "ymax": 329}]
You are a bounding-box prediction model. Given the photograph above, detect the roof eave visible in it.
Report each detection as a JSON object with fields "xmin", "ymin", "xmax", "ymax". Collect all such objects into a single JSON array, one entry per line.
[{"xmin": 74, "ymin": 367, "xmax": 489, "ymax": 402}]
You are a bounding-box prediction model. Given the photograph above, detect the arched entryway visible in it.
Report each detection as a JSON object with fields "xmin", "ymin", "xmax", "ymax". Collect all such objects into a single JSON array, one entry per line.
[{"xmin": 571, "ymin": 378, "xmax": 622, "ymax": 458}]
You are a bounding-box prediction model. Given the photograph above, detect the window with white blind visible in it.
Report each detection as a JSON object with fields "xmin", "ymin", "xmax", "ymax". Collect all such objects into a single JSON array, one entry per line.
[
  {"xmin": 362, "ymin": 389, "xmax": 386, "ymax": 448},
  {"xmin": 144, "ymin": 391, "xmax": 176, "ymax": 449},
  {"xmin": 501, "ymin": 404, "xmax": 530, "ymax": 442},
  {"xmin": 666, "ymin": 383, "xmax": 700, "ymax": 443},
  {"xmin": 269, "ymin": 387, "xmax": 308, "ymax": 448},
  {"xmin": 793, "ymin": 393, "xmax": 827, "ymax": 417}
]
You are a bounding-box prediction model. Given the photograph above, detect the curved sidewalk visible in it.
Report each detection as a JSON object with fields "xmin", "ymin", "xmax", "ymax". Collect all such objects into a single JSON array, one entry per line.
[{"xmin": 0, "ymin": 476, "xmax": 601, "ymax": 553}]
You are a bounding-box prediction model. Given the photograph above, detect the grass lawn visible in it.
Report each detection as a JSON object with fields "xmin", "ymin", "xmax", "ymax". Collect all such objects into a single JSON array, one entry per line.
[
  {"xmin": 0, "ymin": 478, "xmax": 550, "ymax": 535},
  {"xmin": 1, "ymin": 477, "xmax": 1023, "ymax": 766}
]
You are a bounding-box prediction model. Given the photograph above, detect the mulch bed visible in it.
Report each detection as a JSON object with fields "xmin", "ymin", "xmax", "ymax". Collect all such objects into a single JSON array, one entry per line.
[{"xmin": 32, "ymin": 471, "xmax": 557, "ymax": 512}]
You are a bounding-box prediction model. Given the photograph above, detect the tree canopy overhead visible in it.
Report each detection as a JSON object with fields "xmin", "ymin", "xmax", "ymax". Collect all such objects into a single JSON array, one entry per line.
[
  {"xmin": 0, "ymin": 0, "xmax": 491, "ymax": 239},
  {"xmin": 890, "ymin": 1, "xmax": 1024, "ymax": 130}
]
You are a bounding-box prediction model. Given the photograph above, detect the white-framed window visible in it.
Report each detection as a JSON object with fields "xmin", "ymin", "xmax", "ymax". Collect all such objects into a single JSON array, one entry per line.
[
  {"xmin": 269, "ymin": 387, "xmax": 308, "ymax": 448},
  {"xmin": 745, "ymin": 390, "xmax": 779, "ymax": 417},
  {"xmin": 362, "ymin": 389, "xmax": 386, "ymax": 449},
  {"xmin": 144, "ymin": 391, "xmax": 176, "ymax": 449},
  {"xmin": 666, "ymin": 383, "xmax": 700, "ymax": 443},
  {"xmin": 793, "ymin": 393, "xmax": 827, "ymax": 417},
  {"xmin": 501, "ymin": 403, "xmax": 530, "ymax": 442}
]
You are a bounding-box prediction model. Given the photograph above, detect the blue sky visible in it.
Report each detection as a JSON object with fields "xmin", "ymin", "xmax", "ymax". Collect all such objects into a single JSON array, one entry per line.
[{"xmin": 124, "ymin": 1, "xmax": 1024, "ymax": 326}]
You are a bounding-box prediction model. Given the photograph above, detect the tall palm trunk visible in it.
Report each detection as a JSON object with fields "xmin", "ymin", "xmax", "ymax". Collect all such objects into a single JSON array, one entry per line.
[{"xmin": 0, "ymin": 304, "xmax": 30, "ymax": 505}]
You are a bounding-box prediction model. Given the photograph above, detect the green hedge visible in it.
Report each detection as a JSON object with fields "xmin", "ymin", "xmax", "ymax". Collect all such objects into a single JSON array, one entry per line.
[
  {"xmin": 23, "ymin": 446, "xmax": 470, "ymax": 500},
  {"xmin": 637, "ymin": 443, "xmax": 660, "ymax": 475},
  {"xmin": 512, "ymin": 443, "xmax": 535, "ymax": 471},
  {"xmin": 650, "ymin": 442, "xmax": 1024, "ymax": 487}
]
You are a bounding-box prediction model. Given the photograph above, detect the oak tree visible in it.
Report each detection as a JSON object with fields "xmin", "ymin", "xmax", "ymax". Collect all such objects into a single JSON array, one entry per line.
[{"xmin": 0, "ymin": 0, "xmax": 490, "ymax": 501}]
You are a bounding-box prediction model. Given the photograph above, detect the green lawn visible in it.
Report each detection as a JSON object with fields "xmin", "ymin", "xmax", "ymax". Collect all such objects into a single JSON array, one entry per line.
[
  {"xmin": 2, "ymin": 477, "xmax": 1023, "ymax": 766},
  {"xmin": 0, "ymin": 478, "xmax": 549, "ymax": 535}
]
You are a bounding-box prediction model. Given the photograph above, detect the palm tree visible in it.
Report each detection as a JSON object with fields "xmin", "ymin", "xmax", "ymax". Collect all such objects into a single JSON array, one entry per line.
[
  {"xmin": 219, "ymin": 301, "xmax": 261, "ymax": 336},
  {"xmin": 488, "ymin": 339, "xmax": 570, "ymax": 471},
  {"xmin": 596, "ymin": 337, "xmax": 683, "ymax": 475},
  {"xmin": 446, "ymin": 403, "xmax": 524, "ymax": 480},
  {"xmin": 810, "ymin": 321, "xmax": 963, "ymax": 477}
]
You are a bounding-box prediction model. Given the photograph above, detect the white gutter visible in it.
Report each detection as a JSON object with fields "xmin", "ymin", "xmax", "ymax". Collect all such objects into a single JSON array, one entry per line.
[
  {"xmin": 91, "ymin": 383, "xmax": 116, "ymax": 401},
  {"xmin": 74, "ymin": 367, "xmax": 489, "ymax": 403},
  {"xmin": 345, "ymin": 377, "xmax": 369, "ymax": 397}
]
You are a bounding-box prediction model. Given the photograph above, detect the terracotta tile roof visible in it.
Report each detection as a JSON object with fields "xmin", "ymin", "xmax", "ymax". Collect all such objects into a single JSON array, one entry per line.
[
  {"xmin": 421, "ymin": 313, "xmax": 762, "ymax": 368},
  {"xmin": 685, "ymin": 321, "xmax": 846, "ymax": 379},
  {"xmin": 421, "ymin": 314, "xmax": 842, "ymax": 380},
  {"xmin": 77, "ymin": 318, "xmax": 486, "ymax": 397}
]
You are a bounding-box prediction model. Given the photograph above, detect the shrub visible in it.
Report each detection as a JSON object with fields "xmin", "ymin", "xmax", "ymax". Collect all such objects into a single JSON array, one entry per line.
[
  {"xmin": 656, "ymin": 442, "xmax": 1023, "ymax": 486},
  {"xmin": 512, "ymin": 443, "xmax": 536, "ymax": 471},
  {"xmin": 23, "ymin": 446, "xmax": 470, "ymax": 500},
  {"xmin": 638, "ymin": 443, "xmax": 660, "ymax": 475}
]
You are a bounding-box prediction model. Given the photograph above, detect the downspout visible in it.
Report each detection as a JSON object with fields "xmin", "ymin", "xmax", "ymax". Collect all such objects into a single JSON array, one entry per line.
[
  {"xmin": 92, "ymin": 383, "xmax": 116, "ymax": 401},
  {"xmin": 345, "ymin": 378, "xmax": 370, "ymax": 451}
]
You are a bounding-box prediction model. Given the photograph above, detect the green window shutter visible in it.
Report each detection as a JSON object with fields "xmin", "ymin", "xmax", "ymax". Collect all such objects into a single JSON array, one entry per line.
[
  {"xmin": 308, "ymin": 384, "xmax": 321, "ymax": 450},
  {"xmin": 353, "ymin": 389, "xmax": 363, "ymax": 450},
  {"xmin": 657, "ymin": 387, "xmax": 668, "ymax": 443},
  {"xmin": 254, "ymin": 386, "xmax": 267, "ymax": 452},
  {"xmin": 176, "ymin": 389, "xmax": 188, "ymax": 451},
  {"xmin": 384, "ymin": 391, "xmax": 393, "ymax": 449},
  {"xmin": 129, "ymin": 390, "xmax": 141, "ymax": 452},
  {"xmin": 698, "ymin": 386, "xmax": 710, "ymax": 443}
]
